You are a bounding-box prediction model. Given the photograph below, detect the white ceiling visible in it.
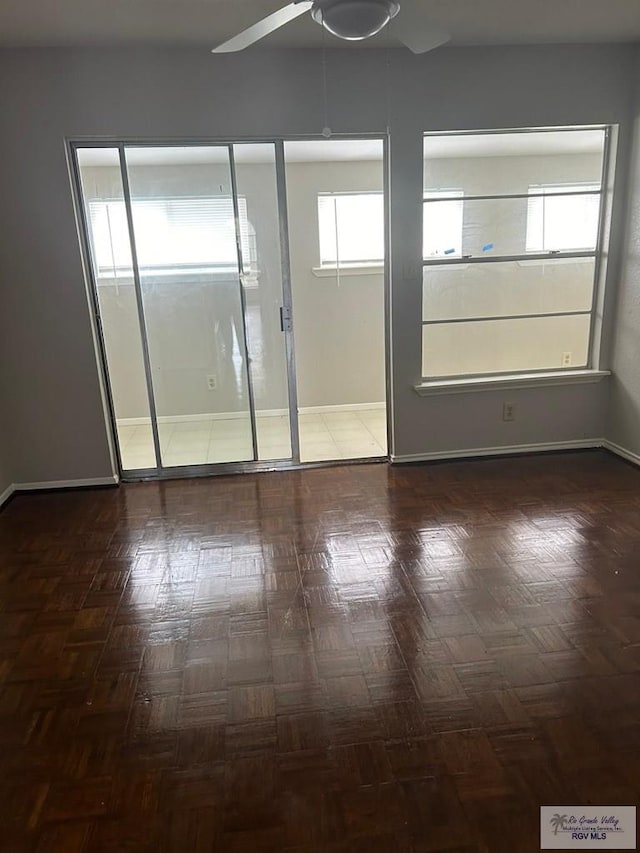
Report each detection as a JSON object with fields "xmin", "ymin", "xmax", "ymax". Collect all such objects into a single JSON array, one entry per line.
[
  {"xmin": 1, "ymin": 0, "xmax": 640, "ymax": 48},
  {"xmin": 76, "ymin": 131, "xmax": 603, "ymax": 167}
]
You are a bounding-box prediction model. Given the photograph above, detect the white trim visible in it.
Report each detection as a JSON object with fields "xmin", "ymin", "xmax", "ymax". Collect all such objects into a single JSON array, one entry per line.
[
  {"xmin": 13, "ymin": 475, "xmax": 119, "ymax": 492},
  {"xmin": 603, "ymin": 440, "xmax": 640, "ymax": 467},
  {"xmin": 312, "ymin": 264, "xmax": 383, "ymax": 278},
  {"xmin": 118, "ymin": 409, "xmax": 288, "ymax": 426},
  {"xmin": 95, "ymin": 271, "xmax": 261, "ymax": 289},
  {"xmin": 414, "ymin": 369, "xmax": 610, "ymax": 396},
  {"xmin": 391, "ymin": 438, "xmax": 603, "ymax": 464},
  {"xmin": 2, "ymin": 443, "xmax": 634, "ymax": 501},
  {"xmin": 516, "ymin": 256, "xmax": 594, "ymax": 267},
  {"xmin": 117, "ymin": 416, "xmax": 152, "ymax": 426},
  {"xmin": 299, "ymin": 402, "xmax": 386, "ymax": 414},
  {"xmin": 424, "ymin": 263, "xmax": 471, "ymax": 271},
  {"xmin": 116, "ymin": 402, "xmax": 387, "ymax": 427},
  {"xmin": 0, "ymin": 482, "xmax": 15, "ymax": 508}
]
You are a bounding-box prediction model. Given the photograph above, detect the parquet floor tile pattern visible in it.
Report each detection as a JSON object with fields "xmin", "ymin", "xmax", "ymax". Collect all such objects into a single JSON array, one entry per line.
[{"xmin": 1, "ymin": 450, "xmax": 640, "ymax": 851}]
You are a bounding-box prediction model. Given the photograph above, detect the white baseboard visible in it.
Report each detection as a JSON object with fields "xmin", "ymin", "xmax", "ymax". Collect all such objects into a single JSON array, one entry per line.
[
  {"xmin": 118, "ymin": 412, "xmax": 286, "ymax": 426},
  {"xmin": 1, "ymin": 442, "xmax": 636, "ymax": 505},
  {"xmin": 116, "ymin": 414, "xmax": 246, "ymax": 426},
  {"xmin": 299, "ymin": 402, "xmax": 386, "ymax": 415},
  {"xmin": 118, "ymin": 409, "xmax": 290, "ymax": 426},
  {"xmin": 13, "ymin": 475, "xmax": 119, "ymax": 492},
  {"xmin": 603, "ymin": 440, "xmax": 640, "ymax": 467},
  {"xmin": 117, "ymin": 402, "xmax": 386, "ymax": 427},
  {"xmin": 0, "ymin": 482, "xmax": 15, "ymax": 508},
  {"xmin": 392, "ymin": 438, "xmax": 604, "ymax": 464},
  {"xmin": 117, "ymin": 417, "xmax": 150, "ymax": 426}
]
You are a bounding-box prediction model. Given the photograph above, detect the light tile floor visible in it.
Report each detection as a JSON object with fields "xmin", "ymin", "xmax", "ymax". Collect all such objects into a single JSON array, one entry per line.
[{"xmin": 116, "ymin": 407, "xmax": 387, "ymax": 470}]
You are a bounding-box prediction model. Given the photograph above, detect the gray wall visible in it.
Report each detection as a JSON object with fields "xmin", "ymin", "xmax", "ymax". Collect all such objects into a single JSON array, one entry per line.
[
  {"xmin": 608, "ymin": 53, "xmax": 640, "ymax": 457},
  {"xmin": 0, "ymin": 44, "xmax": 635, "ymax": 482}
]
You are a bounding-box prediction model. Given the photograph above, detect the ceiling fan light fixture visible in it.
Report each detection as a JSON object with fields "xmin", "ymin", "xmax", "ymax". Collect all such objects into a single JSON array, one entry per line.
[{"xmin": 311, "ymin": 0, "xmax": 400, "ymax": 41}]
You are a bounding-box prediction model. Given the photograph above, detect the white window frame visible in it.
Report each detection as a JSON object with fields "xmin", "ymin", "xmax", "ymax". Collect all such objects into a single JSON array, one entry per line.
[{"xmin": 419, "ymin": 126, "xmax": 611, "ymax": 384}]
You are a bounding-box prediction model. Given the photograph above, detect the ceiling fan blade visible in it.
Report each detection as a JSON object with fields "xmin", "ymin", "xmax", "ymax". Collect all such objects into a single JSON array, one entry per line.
[
  {"xmin": 393, "ymin": 2, "xmax": 450, "ymax": 54},
  {"xmin": 212, "ymin": 1, "xmax": 313, "ymax": 53}
]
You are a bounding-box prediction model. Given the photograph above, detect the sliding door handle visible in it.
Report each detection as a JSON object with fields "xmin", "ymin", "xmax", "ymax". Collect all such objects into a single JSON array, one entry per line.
[{"xmin": 280, "ymin": 305, "xmax": 292, "ymax": 332}]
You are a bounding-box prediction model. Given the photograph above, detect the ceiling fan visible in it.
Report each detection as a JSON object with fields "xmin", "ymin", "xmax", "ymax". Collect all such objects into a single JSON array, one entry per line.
[{"xmin": 212, "ymin": 0, "xmax": 450, "ymax": 54}]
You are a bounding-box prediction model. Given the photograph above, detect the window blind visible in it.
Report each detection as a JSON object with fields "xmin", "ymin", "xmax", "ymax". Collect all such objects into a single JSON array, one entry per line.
[
  {"xmin": 87, "ymin": 196, "xmax": 254, "ymax": 277},
  {"xmin": 525, "ymin": 184, "xmax": 600, "ymax": 252}
]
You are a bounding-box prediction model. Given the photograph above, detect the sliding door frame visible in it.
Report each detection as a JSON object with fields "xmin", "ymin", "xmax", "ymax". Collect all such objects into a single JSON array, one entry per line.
[
  {"xmin": 68, "ymin": 143, "xmax": 125, "ymax": 478},
  {"xmin": 274, "ymin": 140, "xmax": 302, "ymax": 464},
  {"xmin": 228, "ymin": 143, "xmax": 261, "ymax": 462},
  {"xmin": 68, "ymin": 133, "xmax": 390, "ymax": 482},
  {"xmin": 118, "ymin": 145, "xmax": 164, "ymax": 471}
]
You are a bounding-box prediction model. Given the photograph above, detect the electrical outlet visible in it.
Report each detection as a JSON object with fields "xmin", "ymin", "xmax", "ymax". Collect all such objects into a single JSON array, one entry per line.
[
  {"xmin": 503, "ymin": 401, "xmax": 516, "ymax": 422},
  {"xmin": 206, "ymin": 374, "xmax": 217, "ymax": 391},
  {"xmin": 562, "ymin": 351, "xmax": 572, "ymax": 367}
]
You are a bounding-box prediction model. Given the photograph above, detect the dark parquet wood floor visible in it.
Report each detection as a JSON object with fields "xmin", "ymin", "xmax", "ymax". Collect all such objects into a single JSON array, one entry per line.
[{"xmin": 1, "ymin": 450, "xmax": 640, "ymax": 851}]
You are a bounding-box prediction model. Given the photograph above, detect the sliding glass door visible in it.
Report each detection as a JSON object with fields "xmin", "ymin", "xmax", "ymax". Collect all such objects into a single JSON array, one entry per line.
[
  {"xmin": 283, "ymin": 139, "xmax": 388, "ymax": 463},
  {"xmin": 73, "ymin": 136, "xmax": 388, "ymax": 477},
  {"xmin": 74, "ymin": 142, "xmax": 297, "ymax": 475},
  {"xmin": 233, "ymin": 144, "xmax": 295, "ymax": 462},
  {"xmin": 124, "ymin": 146, "xmax": 254, "ymax": 467},
  {"xmin": 75, "ymin": 147, "xmax": 159, "ymax": 471}
]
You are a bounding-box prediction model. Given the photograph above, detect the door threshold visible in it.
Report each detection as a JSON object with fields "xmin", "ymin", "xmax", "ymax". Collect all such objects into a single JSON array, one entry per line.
[{"xmin": 119, "ymin": 455, "xmax": 388, "ymax": 483}]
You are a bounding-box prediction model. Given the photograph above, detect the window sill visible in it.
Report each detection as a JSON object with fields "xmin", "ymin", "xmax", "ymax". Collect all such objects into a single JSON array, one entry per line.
[
  {"xmin": 96, "ymin": 270, "xmax": 261, "ymax": 288},
  {"xmin": 414, "ymin": 369, "xmax": 610, "ymax": 396},
  {"xmin": 312, "ymin": 264, "xmax": 383, "ymax": 278}
]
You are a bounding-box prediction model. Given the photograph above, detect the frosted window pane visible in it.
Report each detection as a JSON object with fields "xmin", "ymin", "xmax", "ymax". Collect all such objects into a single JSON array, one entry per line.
[
  {"xmin": 422, "ymin": 314, "xmax": 590, "ymax": 377},
  {"xmin": 423, "ymin": 258, "xmax": 595, "ymax": 321}
]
